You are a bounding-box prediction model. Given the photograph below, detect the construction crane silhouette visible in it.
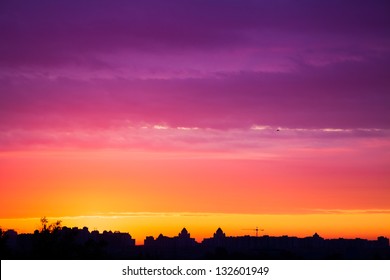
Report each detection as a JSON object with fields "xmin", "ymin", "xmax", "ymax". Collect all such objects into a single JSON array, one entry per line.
[{"xmin": 241, "ymin": 227, "xmax": 264, "ymax": 237}]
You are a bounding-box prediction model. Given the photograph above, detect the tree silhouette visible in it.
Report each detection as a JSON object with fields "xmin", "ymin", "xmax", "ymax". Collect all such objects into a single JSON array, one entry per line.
[
  {"xmin": 48, "ymin": 220, "xmax": 62, "ymax": 233},
  {"xmin": 40, "ymin": 217, "xmax": 62, "ymax": 233},
  {"xmin": 40, "ymin": 217, "xmax": 48, "ymax": 232}
]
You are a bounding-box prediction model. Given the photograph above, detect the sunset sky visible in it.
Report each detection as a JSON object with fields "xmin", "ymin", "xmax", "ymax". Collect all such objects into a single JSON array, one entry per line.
[{"xmin": 1, "ymin": 0, "xmax": 389, "ymax": 244}]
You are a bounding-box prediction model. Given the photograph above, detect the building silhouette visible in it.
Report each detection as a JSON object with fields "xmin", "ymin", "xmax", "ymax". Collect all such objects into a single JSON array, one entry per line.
[
  {"xmin": 202, "ymin": 229, "xmax": 389, "ymax": 259},
  {"xmin": 0, "ymin": 227, "xmax": 135, "ymax": 259},
  {"xmin": 144, "ymin": 228, "xmax": 198, "ymax": 259},
  {"xmin": 1, "ymin": 226, "xmax": 389, "ymax": 260}
]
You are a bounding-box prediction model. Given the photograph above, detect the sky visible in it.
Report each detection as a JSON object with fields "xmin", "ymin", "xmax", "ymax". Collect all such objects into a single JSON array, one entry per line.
[{"xmin": 0, "ymin": 0, "xmax": 389, "ymax": 244}]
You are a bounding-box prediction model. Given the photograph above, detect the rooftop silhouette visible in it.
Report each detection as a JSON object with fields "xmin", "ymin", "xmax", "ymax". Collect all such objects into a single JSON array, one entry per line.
[{"xmin": 1, "ymin": 224, "xmax": 389, "ymax": 260}]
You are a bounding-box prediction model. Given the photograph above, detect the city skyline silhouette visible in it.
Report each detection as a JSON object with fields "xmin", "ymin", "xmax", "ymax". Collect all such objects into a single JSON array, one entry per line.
[{"xmin": 1, "ymin": 222, "xmax": 389, "ymax": 260}]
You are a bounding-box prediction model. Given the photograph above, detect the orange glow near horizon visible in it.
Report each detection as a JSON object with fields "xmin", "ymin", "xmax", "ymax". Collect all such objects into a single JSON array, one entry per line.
[
  {"xmin": 1, "ymin": 212, "xmax": 389, "ymax": 245},
  {"xmin": 1, "ymin": 149, "xmax": 389, "ymax": 217},
  {"xmin": 1, "ymin": 148, "xmax": 389, "ymax": 245}
]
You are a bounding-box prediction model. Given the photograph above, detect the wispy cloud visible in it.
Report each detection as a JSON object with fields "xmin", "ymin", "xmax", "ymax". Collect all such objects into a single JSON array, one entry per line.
[
  {"xmin": 4, "ymin": 208, "xmax": 390, "ymax": 223},
  {"xmin": 1, "ymin": 124, "xmax": 389, "ymax": 157},
  {"xmin": 308, "ymin": 209, "xmax": 390, "ymax": 215},
  {"xmin": 0, "ymin": 212, "xmax": 227, "ymax": 222}
]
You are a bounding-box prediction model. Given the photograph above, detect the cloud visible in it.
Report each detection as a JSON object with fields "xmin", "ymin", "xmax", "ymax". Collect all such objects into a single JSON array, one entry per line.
[
  {"xmin": 1, "ymin": 54, "xmax": 389, "ymax": 133},
  {"xmin": 153, "ymin": 125, "xmax": 169, "ymax": 130},
  {"xmin": 5, "ymin": 209, "xmax": 390, "ymax": 224},
  {"xmin": 1, "ymin": 0, "xmax": 389, "ymax": 153},
  {"xmin": 0, "ymin": 212, "xmax": 221, "ymax": 222},
  {"xmin": 1, "ymin": 121, "xmax": 389, "ymax": 159},
  {"xmin": 1, "ymin": 0, "xmax": 389, "ymax": 72},
  {"xmin": 309, "ymin": 209, "xmax": 390, "ymax": 215}
]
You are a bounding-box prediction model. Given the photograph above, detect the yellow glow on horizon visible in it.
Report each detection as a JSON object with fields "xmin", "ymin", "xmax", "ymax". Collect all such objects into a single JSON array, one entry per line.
[
  {"xmin": 1, "ymin": 212, "xmax": 389, "ymax": 245},
  {"xmin": 1, "ymin": 149, "xmax": 389, "ymax": 245}
]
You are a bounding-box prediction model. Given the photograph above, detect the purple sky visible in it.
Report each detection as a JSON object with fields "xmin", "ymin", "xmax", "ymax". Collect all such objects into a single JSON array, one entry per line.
[{"xmin": 1, "ymin": 0, "xmax": 389, "ymax": 151}]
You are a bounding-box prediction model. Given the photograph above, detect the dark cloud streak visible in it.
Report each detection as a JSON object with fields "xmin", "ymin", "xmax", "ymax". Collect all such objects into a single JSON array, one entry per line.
[
  {"xmin": 1, "ymin": 55, "xmax": 389, "ymax": 130},
  {"xmin": 1, "ymin": 0, "xmax": 389, "ymax": 132},
  {"xmin": 1, "ymin": 0, "xmax": 389, "ymax": 67}
]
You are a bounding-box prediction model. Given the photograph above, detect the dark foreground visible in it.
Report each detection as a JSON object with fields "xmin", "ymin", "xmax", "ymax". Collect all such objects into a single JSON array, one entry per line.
[{"xmin": 1, "ymin": 227, "xmax": 389, "ymax": 260}]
